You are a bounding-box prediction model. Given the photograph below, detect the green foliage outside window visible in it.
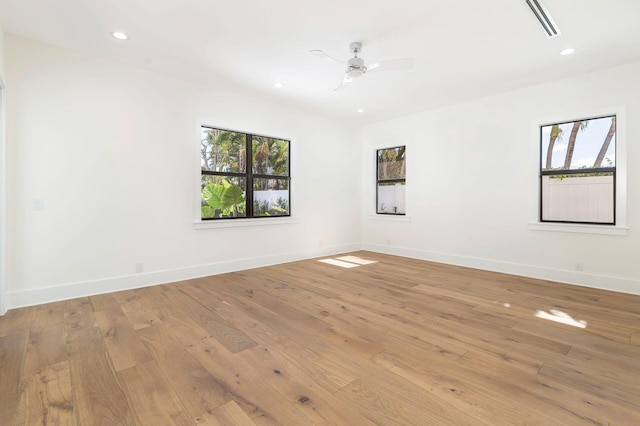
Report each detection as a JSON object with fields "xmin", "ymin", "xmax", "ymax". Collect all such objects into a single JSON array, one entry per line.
[
  {"xmin": 377, "ymin": 146, "xmax": 406, "ymax": 180},
  {"xmin": 201, "ymin": 177, "xmax": 246, "ymax": 219},
  {"xmin": 252, "ymin": 136, "xmax": 289, "ymax": 176}
]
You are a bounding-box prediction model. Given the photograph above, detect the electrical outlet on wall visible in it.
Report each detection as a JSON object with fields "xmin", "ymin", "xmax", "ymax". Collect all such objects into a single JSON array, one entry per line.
[
  {"xmin": 575, "ymin": 261, "xmax": 584, "ymax": 272},
  {"xmin": 135, "ymin": 262, "xmax": 144, "ymax": 273}
]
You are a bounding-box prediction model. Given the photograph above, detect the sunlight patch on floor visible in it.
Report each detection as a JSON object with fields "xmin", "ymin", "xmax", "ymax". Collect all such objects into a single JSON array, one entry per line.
[
  {"xmin": 335, "ymin": 256, "xmax": 378, "ymax": 265},
  {"xmin": 535, "ymin": 309, "xmax": 587, "ymax": 328},
  {"xmin": 318, "ymin": 256, "xmax": 378, "ymax": 268},
  {"xmin": 318, "ymin": 259, "xmax": 360, "ymax": 268}
]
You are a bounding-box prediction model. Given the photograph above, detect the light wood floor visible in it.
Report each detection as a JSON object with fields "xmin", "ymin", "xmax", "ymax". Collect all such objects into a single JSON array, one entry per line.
[{"xmin": 1, "ymin": 251, "xmax": 639, "ymax": 425}]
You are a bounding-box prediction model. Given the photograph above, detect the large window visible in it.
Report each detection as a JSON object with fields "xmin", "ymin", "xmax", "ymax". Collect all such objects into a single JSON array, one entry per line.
[
  {"xmin": 201, "ymin": 126, "xmax": 290, "ymax": 220},
  {"xmin": 376, "ymin": 146, "xmax": 406, "ymax": 215},
  {"xmin": 540, "ymin": 115, "xmax": 616, "ymax": 224}
]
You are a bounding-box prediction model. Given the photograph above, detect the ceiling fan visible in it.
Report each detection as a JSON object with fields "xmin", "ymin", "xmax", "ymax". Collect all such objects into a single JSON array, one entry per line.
[{"xmin": 311, "ymin": 41, "xmax": 415, "ymax": 90}]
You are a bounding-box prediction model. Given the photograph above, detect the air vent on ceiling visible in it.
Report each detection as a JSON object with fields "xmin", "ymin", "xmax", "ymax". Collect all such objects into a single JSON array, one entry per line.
[{"xmin": 526, "ymin": 0, "xmax": 561, "ymax": 38}]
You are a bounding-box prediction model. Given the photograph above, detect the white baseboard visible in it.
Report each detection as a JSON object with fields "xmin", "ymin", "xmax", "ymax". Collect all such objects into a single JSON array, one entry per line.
[
  {"xmin": 363, "ymin": 243, "xmax": 640, "ymax": 296},
  {"xmin": 6, "ymin": 243, "xmax": 362, "ymax": 310},
  {"xmin": 7, "ymin": 241, "xmax": 637, "ymax": 311}
]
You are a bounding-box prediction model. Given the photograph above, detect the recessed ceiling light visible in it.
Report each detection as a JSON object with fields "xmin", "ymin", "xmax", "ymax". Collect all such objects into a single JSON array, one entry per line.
[
  {"xmin": 112, "ymin": 32, "xmax": 128, "ymax": 40},
  {"xmin": 560, "ymin": 48, "xmax": 575, "ymax": 56},
  {"xmin": 357, "ymin": 108, "xmax": 364, "ymax": 113},
  {"xmin": 274, "ymin": 82, "xmax": 284, "ymax": 88}
]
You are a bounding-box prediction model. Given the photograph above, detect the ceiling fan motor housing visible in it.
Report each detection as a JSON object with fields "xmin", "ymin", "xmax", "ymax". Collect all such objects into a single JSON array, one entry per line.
[{"xmin": 347, "ymin": 56, "xmax": 365, "ymax": 78}]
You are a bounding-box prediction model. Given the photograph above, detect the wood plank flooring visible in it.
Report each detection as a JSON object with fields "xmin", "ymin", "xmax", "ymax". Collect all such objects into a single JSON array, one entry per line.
[{"xmin": 1, "ymin": 251, "xmax": 639, "ymax": 425}]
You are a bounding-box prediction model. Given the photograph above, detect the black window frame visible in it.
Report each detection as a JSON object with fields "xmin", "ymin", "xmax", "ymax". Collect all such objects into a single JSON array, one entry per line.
[
  {"xmin": 539, "ymin": 114, "xmax": 616, "ymax": 225},
  {"xmin": 376, "ymin": 145, "xmax": 406, "ymax": 215},
  {"xmin": 201, "ymin": 125, "xmax": 291, "ymax": 220}
]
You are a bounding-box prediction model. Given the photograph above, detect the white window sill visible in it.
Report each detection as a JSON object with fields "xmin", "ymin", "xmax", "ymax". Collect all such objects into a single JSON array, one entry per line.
[
  {"xmin": 194, "ymin": 216, "xmax": 299, "ymax": 229},
  {"xmin": 367, "ymin": 214, "xmax": 411, "ymax": 222},
  {"xmin": 528, "ymin": 222, "xmax": 628, "ymax": 236}
]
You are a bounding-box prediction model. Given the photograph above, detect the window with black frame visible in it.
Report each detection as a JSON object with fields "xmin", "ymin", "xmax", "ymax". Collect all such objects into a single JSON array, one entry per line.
[
  {"xmin": 201, "ymin": 126, "xmax": 290, "ymax": 219},
  {"xmin": 540, "ymin": 115, "xmax": 616, "ymax": 224},
  {"xmin": 376, "ymin": 146, "xmax": 406, "ymax": 215}
]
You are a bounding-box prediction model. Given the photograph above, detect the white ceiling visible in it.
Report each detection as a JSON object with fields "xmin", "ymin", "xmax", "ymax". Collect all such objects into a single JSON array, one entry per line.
[{"xmin": 1, "ymin": 0, "xmax": 640, "ymax": 124}]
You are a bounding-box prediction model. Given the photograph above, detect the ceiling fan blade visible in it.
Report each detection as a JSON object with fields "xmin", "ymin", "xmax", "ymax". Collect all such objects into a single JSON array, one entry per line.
[
  {"xmin": 334, "ymin": 74, "xmax": 353, "ymax": 91},
  {"xmin": 311, "ymin": 49, "xmax": 346, "ymax": 64},
  {"xmin": 367, "ymin": 58, "xmax": 415, "ymax": 72}
]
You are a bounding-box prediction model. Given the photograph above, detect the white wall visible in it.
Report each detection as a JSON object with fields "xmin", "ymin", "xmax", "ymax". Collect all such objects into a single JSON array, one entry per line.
[
  {"xmin": 0, "ymin": 24, "xmax": 4, "ymax": 74},
  {"xmin": 362, "ymin": 61, "xmax": 640, "ymax": 295},
  {"xmin": 5, "ymin": 36, "xmax": 362, "ymax": 308},
  {"xmin": 0, "ymin": 24, "xmax": 6, "ymax": 314}
]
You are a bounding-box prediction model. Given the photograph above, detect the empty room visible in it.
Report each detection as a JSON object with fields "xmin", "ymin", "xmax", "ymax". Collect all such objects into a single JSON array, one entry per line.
[{"xmin": 1, "ymin": 0, "xmax": 639, "ymax": 424}]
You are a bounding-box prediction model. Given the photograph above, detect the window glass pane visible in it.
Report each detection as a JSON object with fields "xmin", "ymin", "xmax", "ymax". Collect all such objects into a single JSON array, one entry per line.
[
  {"xmin": 377, "ymin": 146, "xmax": 406, "ymax": 180},
  {"xmin": 377, "ymin": 182, "xmax": 406, "ymax": 214},
  {"xmin": 201, "ymin": 175, "xmax": 247, "ymax": 219},
  {"xmin": 253, "ymin": 178, "xmax": 289, "ymax": 217},
  {"xmin": 541, "ymin": 116, "xmax": 616, "ymax": 171},
  {"xmin": 541, "ymin": 173, "xmax": 614, "ymax": 223},
  {"xmin": 252, "ymin": 136, "xmax": 289, "ymax": 176},
  {"xmin": 201, "ymin": 128, "xmax": 247, "ymax": 173}
]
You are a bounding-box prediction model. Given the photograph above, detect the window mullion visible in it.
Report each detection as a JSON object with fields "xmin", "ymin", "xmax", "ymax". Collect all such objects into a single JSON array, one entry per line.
[{"xmin": 246, "ymin": 133, "xmax": 253, "ymax": 218}]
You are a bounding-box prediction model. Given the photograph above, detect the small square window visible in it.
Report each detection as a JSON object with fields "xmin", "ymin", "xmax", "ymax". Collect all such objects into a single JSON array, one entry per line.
[{"xmin": 201, "ymin": 127, "xmax": 290, "ymax": 219}]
